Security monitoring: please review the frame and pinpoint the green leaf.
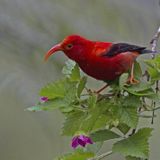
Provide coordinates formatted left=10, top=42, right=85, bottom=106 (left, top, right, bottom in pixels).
left=27, top=106, right=44, bottom=112
left=40, top=78, right=78, bottom=113
left=62, top=111, right=85, bottom=136
left=134, top=61, right=142, bottom=80
left=87, top=94, right=97, bottom=108
left=92, top=114, right=110, bottom=131
left=116, top=104, right=138, bottom=128
left=90, top=129, right=120, bottom=142
left=39, top=79, right=66, bottom=99
left=62, top=60, right=80, bottom=81
left=112, top=128, right=153, bottom=159
left=119, top=73, right=128, bottom=89
left=62, top=59, right=76, bottom=75
left=125, top=88, right=155, bottom=96
left=144, top=55, right=160, bottom=81
left=70, top=64, right=81, bottom=81
left=62, top=100, right=112, bottom=135
left=27, top=99, right=66, bottom=112
left=146, top=92, right=160, bottom=103
left=77, top=76, right=87, bottom=97
left=147, top=66, right=160, bottom=81
left=54, top=149, right=94, bottom=160
left=125, top=82, right=153, bottom=92
left=111, top=96, right=140, bottom=128
left=86, top=142, right=103, bottom=154
left=79, top=100, right=112, bottom=132
left=124, top=82, right=155, bottom=96
left=79, top=107, right=103, bottom=132
left=117, top=123, right=130, bottom=135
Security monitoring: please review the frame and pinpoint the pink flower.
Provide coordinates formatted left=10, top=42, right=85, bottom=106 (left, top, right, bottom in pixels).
left=71, top=134, right=93, bottom=149
left=40, top=97, right=48, bottom=102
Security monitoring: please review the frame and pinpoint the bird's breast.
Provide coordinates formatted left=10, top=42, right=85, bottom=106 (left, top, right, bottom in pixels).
left=77, top=52, right=137, bottom=81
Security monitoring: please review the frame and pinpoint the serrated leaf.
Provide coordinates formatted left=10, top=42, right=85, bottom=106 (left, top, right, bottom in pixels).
left=39, top=79, right=66, bottom=99
left=90, top=129, right=120, bottom=142
left=39, top=78, right=78, bottom=113
left=112, top=128, right=153, bottom=159
left=146, top=92, right=160, bottom=103
left=124, top=82, right=155, bottom=96
left=92, top=114, right=109, bottom=131
left=64, top=151, right=94, bottom=160
left=79, top=100, right=112, bottom=132
left=147, top=66, right=160, bottom=81
left=144, top=55, right=160, bottom=81
left=125, top=88, right=155, bottom=96
left=125, top=82, right=153, bottom=92
left=62, top=111, right=85, bottom=136
left=27, top=106, right=44, bottom=112
left=27, top=99, right=65, bottom=111
left=62, top=100, right=112, bottom=136
left=70, top=64, right=80, bottom=81
left=117, top=123, right=130, bottom=135
left=79, top=107, right=102, bottom=132
left=116, top=105, right=138, bottom=128
left=87, top=94, right=97, bottom=108
left=134, top=61, right=142, bottom=79
left=54, top=149, right=94, bottom=160
left=77, top=76, right=87, bottom=97
left=62, top=60, right=76, bottom=75
left=62, top=60, right=80, bottom=81
left=119, top=73, right=128, bottom=89
left=111, top=96, right=139, bottom=128
left=86, top=142, right=103, bottom=154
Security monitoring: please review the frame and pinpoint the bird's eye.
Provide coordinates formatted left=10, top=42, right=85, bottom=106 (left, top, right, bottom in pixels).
left=66, top=44, right=73, bottom=50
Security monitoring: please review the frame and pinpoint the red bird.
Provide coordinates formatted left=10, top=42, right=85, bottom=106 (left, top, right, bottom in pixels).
left=45, top=35, right=152, bottom=91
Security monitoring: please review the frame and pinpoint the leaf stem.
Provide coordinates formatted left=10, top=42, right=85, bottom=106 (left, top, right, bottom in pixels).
left=88, top=151, right=113, bottom=160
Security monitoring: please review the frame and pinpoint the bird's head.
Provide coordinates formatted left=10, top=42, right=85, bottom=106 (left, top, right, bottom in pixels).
left=45, top=35, right=93, bottom=62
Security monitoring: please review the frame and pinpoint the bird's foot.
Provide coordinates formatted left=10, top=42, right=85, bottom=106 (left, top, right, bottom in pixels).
left=127, top=76, right=139, bottom=84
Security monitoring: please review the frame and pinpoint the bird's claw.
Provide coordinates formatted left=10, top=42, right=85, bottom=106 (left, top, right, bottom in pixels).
left=127, top=76, right=139, bottom=84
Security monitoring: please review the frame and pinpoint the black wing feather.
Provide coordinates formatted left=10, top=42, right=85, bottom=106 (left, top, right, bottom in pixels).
left=103, top=43, right=146, bottom=57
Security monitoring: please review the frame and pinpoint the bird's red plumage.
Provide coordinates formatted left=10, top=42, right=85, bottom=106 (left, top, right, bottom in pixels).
left=45, top=35, right=145, bottom=81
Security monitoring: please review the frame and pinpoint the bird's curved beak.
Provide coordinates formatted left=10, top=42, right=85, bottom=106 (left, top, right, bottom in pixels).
left=44, top=43, right=62, bottom=61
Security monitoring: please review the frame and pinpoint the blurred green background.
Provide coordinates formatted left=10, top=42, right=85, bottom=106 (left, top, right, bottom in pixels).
left=0, top=0, right=160, bottom=159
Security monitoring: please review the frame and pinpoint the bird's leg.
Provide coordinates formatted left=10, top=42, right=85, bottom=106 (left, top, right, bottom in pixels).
left=127, top=63, right=139, bottom=84
left=96, top=84, right=109, bottom=94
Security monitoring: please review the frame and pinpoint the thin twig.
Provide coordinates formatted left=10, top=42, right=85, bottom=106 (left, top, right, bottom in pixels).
left=139, top=114, right=157, bottom=118
left=88, top=151, right=113, bottom=160
left=150, top=26, right=160, bottom=124
left=153, top=106, right=160, bottom=111
left=129, top=128, right=136, bottom=136
left=150, top=26, right=160, bottom=56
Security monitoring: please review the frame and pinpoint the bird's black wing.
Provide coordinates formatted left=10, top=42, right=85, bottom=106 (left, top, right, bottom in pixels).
left=103, top=43, right=146, bottom=57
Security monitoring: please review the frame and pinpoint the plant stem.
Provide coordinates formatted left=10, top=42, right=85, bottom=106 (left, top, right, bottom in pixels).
left=150, top=26, right=160, bottom=57
left=88, top=151, right=113, bottom=160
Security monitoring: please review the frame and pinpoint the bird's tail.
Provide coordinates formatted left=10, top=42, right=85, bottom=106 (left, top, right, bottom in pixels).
left=141, top=49, right=157, bottom=54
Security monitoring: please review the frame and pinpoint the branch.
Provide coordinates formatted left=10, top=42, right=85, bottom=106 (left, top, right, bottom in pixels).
left=88, top=151, right=113, bottom=160
left=150, top=25, right=160, bottom=124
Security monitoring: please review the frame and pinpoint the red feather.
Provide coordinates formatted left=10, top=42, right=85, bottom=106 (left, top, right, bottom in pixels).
left=45, top=35, right=149, bottom=81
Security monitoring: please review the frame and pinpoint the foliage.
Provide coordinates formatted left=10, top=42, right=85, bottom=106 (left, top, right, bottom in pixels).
left=27, top=56, right=160, bottom=160
left=54, top=149, right=94, bottom=160
left=112, top=128, right=153, bottom=159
